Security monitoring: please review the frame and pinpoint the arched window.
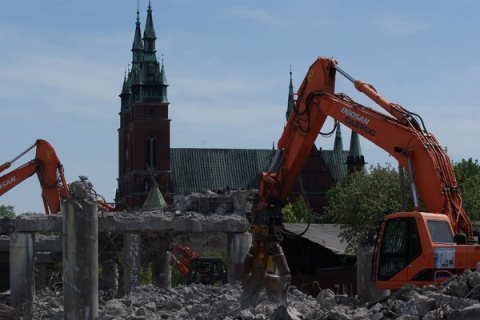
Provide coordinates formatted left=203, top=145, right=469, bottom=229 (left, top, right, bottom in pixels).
left=146, top=135, right=157, bottom=168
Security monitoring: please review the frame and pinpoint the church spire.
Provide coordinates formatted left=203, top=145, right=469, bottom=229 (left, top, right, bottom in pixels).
left=333, top=122, right=344, bottom=151
left=131, top=7, right=144, bottom=65
left=143, top=1, right=157, bottom=62
left=347, top=131, right=366, bottom=172
left=286, top=66, right=295, bottom=121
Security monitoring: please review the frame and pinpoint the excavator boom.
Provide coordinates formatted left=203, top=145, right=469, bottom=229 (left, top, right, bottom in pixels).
left=1, top=139, right=116, bottom=214
left=0, top=139, right=69, bottom=214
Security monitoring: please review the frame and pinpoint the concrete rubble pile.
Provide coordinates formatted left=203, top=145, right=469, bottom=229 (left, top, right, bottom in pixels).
left=0, top=268, right=479, bottom=319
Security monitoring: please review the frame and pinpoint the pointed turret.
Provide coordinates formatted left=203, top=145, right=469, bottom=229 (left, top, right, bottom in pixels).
left=333, top=123, right=344, bottom=151
left=347, top=131, right=366, bottom=172
left=120, top=70, right=132, bottom=110
left=286, top=67, right=295, bottom=121
left=142, top=182, right=166, bottom=209
left=159, top=58, right=169, bottom=103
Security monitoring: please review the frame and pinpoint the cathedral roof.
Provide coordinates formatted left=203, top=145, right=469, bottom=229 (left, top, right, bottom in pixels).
left=170, top=148, right=349, bottom=194
left=170, top=148, right=274, bottom=194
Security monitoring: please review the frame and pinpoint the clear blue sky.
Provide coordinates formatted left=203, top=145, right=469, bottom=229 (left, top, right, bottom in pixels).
left=1, top=1, right=479, bottom=214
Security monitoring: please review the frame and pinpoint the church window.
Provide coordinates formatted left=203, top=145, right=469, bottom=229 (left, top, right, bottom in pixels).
left=146, top=135, right=157, bottom=168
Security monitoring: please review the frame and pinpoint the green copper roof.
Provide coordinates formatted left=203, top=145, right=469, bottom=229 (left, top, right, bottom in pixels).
left=320, top=150, right=349, bottom=182
left=170, top=148, right=275, bottom=194
left=170, top=148, right=351, bottom=193
left=142, top=182, right=166, bottom=209
left=333, top=123, right=344, bottom=151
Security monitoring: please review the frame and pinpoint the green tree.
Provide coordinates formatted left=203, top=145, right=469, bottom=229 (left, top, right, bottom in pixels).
left=281, top=195, right=319, bottom=223
left=0, top=205, right=15, bottom=219
left=324, top=164, right=415, bottom=253
left=453, top=158, right=480, bottom=222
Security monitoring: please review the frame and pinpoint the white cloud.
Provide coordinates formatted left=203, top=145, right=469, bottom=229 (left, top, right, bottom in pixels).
left=225, top=7, right=292, bottom=28
left=372, top=12, right=430, bottom=37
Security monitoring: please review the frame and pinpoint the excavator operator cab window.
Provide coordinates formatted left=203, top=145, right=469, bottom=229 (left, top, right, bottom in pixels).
left=378, top=218, right=422, bottom=280
left=427, top=220, right=454, bottom=244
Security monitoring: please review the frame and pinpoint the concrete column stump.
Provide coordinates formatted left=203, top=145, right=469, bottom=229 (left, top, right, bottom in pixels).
left=63, top=180, right=99, bottom=320
left=152, top=237, right=170, bottom=288
left=227, top=232, right=252, bottom=284
left=356, top=243, right=390, bottom=302
left=10, top=232, right=35, bottom=313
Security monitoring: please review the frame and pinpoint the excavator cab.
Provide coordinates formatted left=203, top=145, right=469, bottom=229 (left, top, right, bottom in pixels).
left=374, top=211, right=476, bottom=289
left=186, top=257, right=227, bottom=286
left=376, top=216, right=422, bottom=282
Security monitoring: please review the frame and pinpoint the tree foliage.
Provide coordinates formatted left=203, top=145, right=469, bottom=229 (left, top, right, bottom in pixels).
left=323, top=158, right=480, bottom=253
left=0, top=205, right=15, bottom=219
left=324, top=164, right=415, bottom=253
left=281, top=195, right=319, bottom=223
left=453, top=158, right=480, bottom=222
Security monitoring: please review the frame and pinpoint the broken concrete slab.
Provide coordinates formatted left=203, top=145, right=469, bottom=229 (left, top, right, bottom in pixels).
left=14, top=211, right=248, bottom=233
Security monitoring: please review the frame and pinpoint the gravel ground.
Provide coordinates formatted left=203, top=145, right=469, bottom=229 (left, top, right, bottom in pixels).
left=1, top=283, right=358, bottom=320
left=4, top=269, right=480, bottom=319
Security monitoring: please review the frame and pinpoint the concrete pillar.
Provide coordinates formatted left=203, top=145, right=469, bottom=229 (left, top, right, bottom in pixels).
left=63, top=181, right=99, bottom=320
left=99, top=234, right=119, bottom=296
left=101, top=256, right=119, bottom=296
left=10, top=232, right=35, bottom=313
left=356, top=243, right=390, bottom=302
left=124, top=233, right=142, bottom=295
left=227, top=232, right=252, bottom=284
left=164, top=252, right=172, bottom=290
left=151, top=237, right=170, bottom=288
left=0, top=252, right=10, bottom=292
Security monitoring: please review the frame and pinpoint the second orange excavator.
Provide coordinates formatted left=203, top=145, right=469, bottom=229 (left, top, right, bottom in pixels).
left=0, top=139, right=115, bottom=214
left=171, top=243, right=227, bottom=285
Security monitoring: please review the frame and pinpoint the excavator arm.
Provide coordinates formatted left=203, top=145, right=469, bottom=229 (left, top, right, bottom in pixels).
left=242, top=56, right=469, bottom=303
left=0, top=139, right=68, bottom=214
left=170, top=243, right=200, bottom=278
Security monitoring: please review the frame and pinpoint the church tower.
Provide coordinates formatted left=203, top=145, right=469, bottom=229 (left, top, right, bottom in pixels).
left=116, top=3, right=172, bottom=210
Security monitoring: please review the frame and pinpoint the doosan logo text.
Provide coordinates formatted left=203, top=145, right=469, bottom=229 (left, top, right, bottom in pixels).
left=341, top=107, right=376, bottom=136
left=0, top=177, right=15, bottom=189
left=340, top=107, right=370, bottom=125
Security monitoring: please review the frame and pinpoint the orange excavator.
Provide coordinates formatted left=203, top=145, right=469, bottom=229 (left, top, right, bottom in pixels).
left=171, top=243, right=227, bottom=285
left=241, top=56, right=480, bottom=303
left=0, top=139, right=114, bottom=214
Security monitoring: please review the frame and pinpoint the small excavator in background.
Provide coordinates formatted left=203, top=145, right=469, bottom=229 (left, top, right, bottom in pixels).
left=171, top=243, right=227, bottom=286
left=0, top=139, right=115, bottom=214
left=241, top=56, right=480, bottom=303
